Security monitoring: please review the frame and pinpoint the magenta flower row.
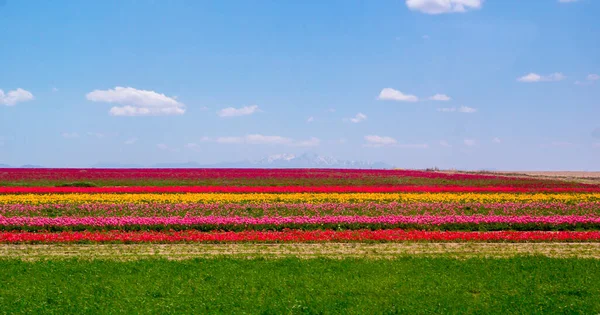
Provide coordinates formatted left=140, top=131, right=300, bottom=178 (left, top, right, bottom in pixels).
left=1, top=202, right=599, bottom=217
left=1, top=215, right=600, bottom=227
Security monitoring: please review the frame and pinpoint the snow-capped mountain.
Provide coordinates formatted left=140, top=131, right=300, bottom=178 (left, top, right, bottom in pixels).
left=255, top=154, right=296, bottom=164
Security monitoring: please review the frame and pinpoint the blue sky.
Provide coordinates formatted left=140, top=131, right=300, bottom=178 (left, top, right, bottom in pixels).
left=1, top=0, right=599, bottom=170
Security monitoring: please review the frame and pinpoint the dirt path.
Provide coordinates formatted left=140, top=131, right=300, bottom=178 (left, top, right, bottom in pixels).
left=495, top=171, right=600, bottom=183
left=444, top=170, right=600, bottom=184
left=2, top=243, right=600, bottom=260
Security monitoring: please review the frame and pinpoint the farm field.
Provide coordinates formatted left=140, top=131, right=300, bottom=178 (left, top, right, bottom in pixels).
left=1, top=168, right=600, bottom=313
left=2, top=168, right=600, bottom=244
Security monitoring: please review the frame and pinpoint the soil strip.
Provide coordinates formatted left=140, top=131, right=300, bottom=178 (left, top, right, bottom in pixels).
left=2, top=242, right=600, bottom=260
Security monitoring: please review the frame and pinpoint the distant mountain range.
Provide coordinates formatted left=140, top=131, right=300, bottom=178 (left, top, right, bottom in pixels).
left=1, top=153, right=394, bottom=169
left=0, top=164, right=44, bottom=168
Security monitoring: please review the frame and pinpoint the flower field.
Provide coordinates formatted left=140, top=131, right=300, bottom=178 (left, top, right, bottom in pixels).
left=2, top=168, right=600, bottom=313
left=0, top=168, right=599, bottom=244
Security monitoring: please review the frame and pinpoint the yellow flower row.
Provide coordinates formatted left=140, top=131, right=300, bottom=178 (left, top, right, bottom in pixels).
left=0, top=193, right=599, bottom=204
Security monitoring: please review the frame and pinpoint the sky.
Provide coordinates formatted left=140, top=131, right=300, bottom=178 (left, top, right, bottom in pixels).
left=1, top=0, right=599, bottom=170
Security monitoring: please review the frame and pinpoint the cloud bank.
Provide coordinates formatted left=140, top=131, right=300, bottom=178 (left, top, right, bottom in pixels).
left=217, top=105, right=259, bottom=117
left=86, top=87, right=185, bottom=116
left=406, top=0, right=483, bottom=15
left=0, top=88, right=34, bottom=106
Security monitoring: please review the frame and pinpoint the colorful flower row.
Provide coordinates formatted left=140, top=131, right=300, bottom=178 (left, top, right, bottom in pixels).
left=3, top=185, right=599, bottom=194
left=2, top=193, right=599, bottom=205
left=0, top=168, right=587, bottom=188
left=1, top=215, right=600, bottom=231
left=2, top=202, right=599, bottom=217
left=1, top=229, right=600, bottom=243
left=0, top=168, right=527, bottom=181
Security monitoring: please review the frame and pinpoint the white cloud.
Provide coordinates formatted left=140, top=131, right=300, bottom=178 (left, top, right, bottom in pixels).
left=428, top=94, right=451, bottom=101
left=437, top=106, right=476, bottom=113
left=61, top=132, right=79, bottom=139
left=593, top=143, right=600, bottom=148
left=124, top=137, right=138, bottom=145
left=377, top=88, right=418, bottom=102
left=364, top=135, right=397, bottom=147
left=217, top=105, right=259, bottom=117
left=517, top=72, right=565, bottom=83
left=327, top=108, right=336, bottom=113
left=518, top=73, right=541, bottom=82
left=52, top=87, right=59, bottom=93
left=0, top=88, right=34, bottom=106
left=86, top=87, right=185, bottom=116
left=307, top=116, right=314, bottom=123
left=347, top=113, right=367, bottom=123
left=587, top=74, right=600, bottom=81
left=492, top=137, right=502, bottom=144
left=440, top=140, right=452, bottom=147
left=545, top=73, right=566, bottom=81
left=406, top=0, right=483, bottom=15
left=464, top=139, right=476, bottom=146
left=422, top=35, right=430, bottom=39
left=558, top=0, right=579, bottom=3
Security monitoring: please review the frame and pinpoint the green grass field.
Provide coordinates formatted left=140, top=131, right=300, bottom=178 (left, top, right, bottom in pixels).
left=1, top=257, right=599, bottom=314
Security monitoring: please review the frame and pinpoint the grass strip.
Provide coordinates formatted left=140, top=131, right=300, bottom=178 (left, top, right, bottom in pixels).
left=0, top=257, right=599, bottom=313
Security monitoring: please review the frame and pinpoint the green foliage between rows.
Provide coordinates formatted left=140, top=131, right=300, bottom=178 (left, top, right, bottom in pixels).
left=55, top=182, right=98, bottom=188
left=0, top=257, right=598, bottom=314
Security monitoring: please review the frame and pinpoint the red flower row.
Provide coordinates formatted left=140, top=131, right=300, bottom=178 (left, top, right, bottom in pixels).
left=0, top=168, right=496, bottom=179
left=3, top=185, right=599, bottom=194
left=1, top=229, right=599, bottom=243
left=0, top=168, right=504, bottom=181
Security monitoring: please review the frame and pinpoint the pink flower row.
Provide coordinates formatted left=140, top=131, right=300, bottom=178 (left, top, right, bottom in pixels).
left=1, top=202, right=599, bottom=217
left=2, top=215, right=600, bottom=227
left=4, top=185, right=600, bottom=194
left=2, top=230, right=600, bottom=243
